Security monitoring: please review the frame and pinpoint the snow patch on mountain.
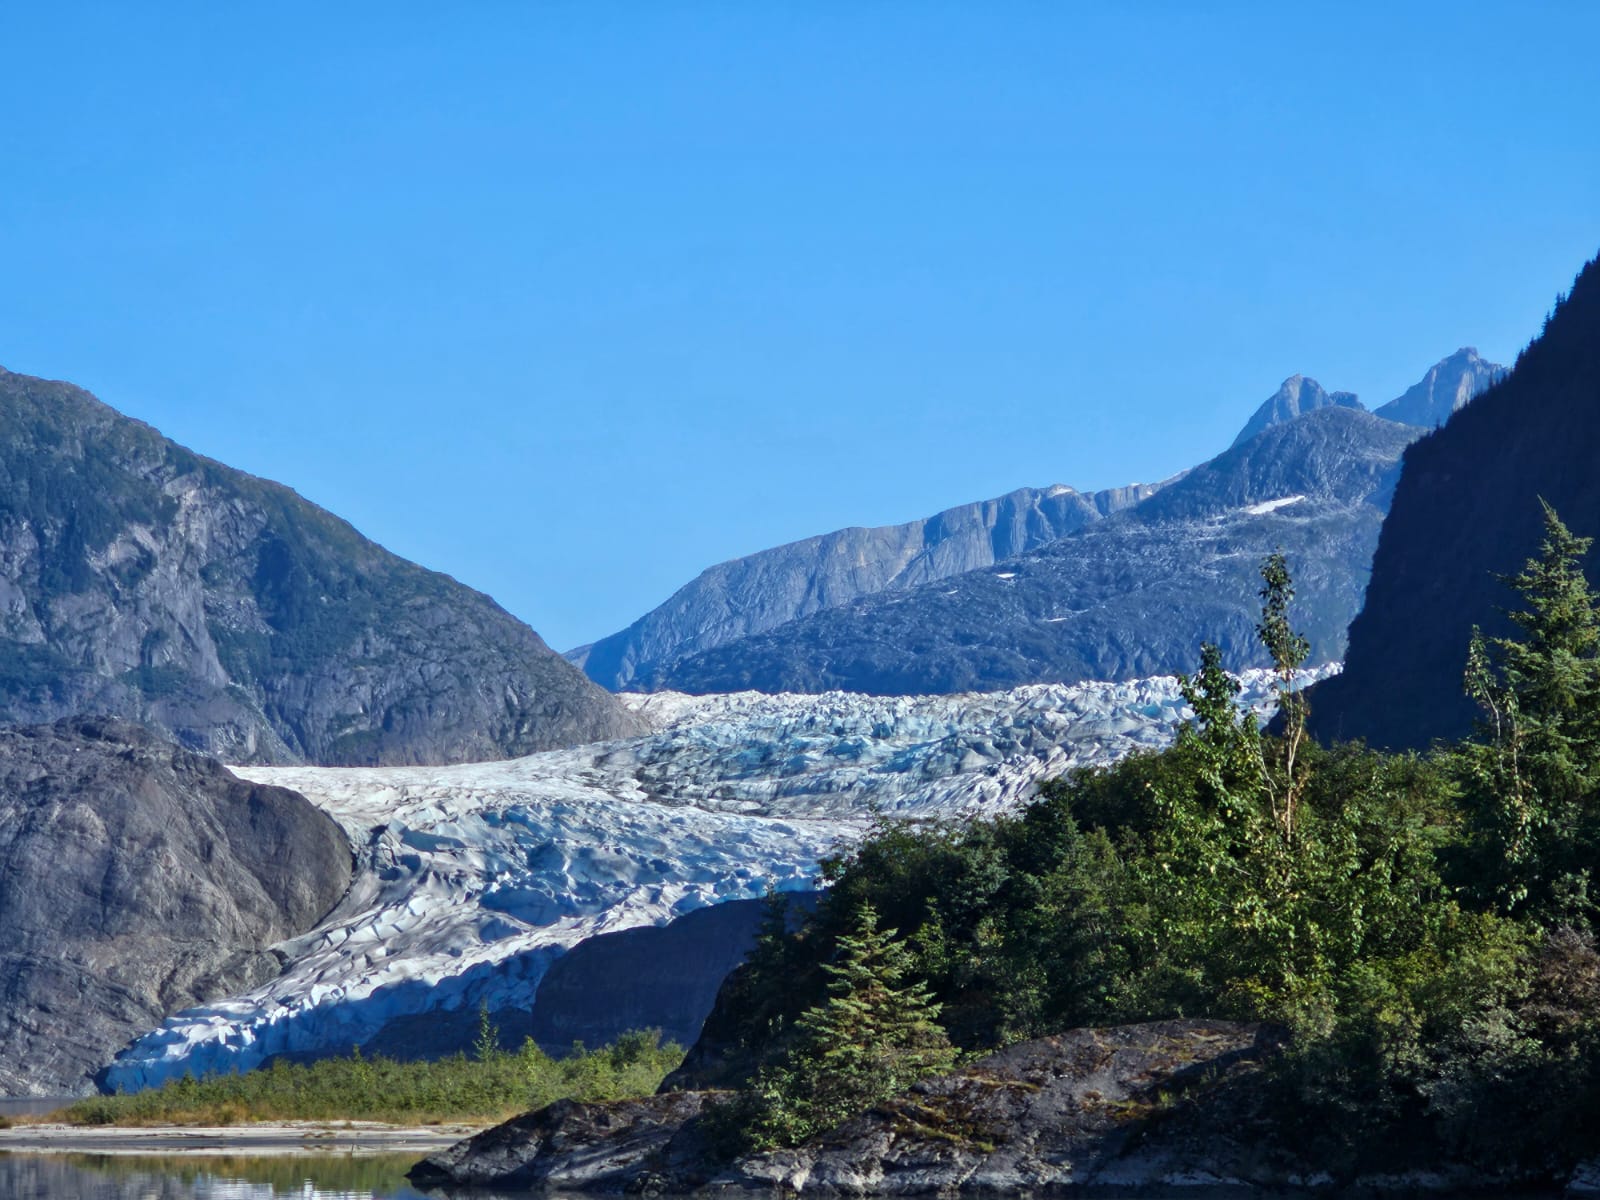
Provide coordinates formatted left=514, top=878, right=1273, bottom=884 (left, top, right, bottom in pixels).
left=1243, top=495, right=1307, bottom=516
left=104, top=670, right=1334, bottom=1091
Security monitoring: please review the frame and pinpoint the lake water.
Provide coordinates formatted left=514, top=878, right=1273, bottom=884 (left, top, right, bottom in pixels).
left=0, top=1152, right=452, bottom=1199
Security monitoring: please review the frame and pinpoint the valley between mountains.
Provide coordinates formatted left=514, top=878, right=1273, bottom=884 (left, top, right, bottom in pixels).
left=18, top=282, right=1600, bottom=1190
left=0, top=343, right=1495, bottom=1098
left=104, top=672, right=1320, bottom=1094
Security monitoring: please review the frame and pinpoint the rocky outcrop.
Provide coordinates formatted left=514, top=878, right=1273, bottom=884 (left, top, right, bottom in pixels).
left=413, top=1021, right=1280, bottom=1195
left=0, top=717, right=351, bottom=1095
left=645, top=407, right=1416, bottom=694
left=1230, top=374, right=1362, bottom=447
left=412, top=1018, right=1585, bottom=1196
left=573, top=482, right=1163, bottom=690
left=1308, top=255, right=1600, bottom=749
left=1373, top=347, right=1505, bottom=429
left=412, top=1090, right=719, bottom=1194
left=0, top=366, right=641, bottom=764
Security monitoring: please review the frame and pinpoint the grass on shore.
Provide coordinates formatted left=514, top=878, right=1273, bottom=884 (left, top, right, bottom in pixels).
left=52, top=1027, right=684, bottom=1127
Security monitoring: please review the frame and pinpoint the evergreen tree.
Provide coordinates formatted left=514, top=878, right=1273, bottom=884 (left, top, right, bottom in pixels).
left=1460, top=500, right=1600, bottom=922
left=744, top=903, right=956, bottom=1147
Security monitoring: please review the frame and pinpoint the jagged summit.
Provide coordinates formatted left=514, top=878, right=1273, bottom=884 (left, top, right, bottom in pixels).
left=578, top=350, right=1503, bottom=696
left=643, top=404, right=1415, bottom=696
left=1230, top=375, right=1364, bottom=449
left=1373, top=347, right=1505, bottom=428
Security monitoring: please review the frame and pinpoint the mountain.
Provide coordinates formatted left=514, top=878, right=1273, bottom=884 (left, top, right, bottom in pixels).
left=0, top=717, right=350, bottom=1095
left=1372, top=347, right=1505, bottom=428
left=1230, top=375, right=1362, bottom=447
left=642, top=406, right=1418, bottom=694
left=572, top=482, right=1163, bottom=691
left=582, top=354, right=1498, bottom=699
left=0, top=366, right=641, bottom=764
left=1308, top=257, right=1600, bottom=749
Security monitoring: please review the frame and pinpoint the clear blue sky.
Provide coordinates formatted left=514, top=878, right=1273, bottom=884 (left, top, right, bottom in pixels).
left=1, top=4, right=1596, bottom=650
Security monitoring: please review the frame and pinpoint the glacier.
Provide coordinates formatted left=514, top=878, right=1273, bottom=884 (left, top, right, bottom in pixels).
left=103, top=671, right=1332, bottom=1091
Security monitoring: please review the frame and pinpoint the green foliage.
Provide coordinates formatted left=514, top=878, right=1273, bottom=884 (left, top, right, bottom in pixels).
left=1454, top=500, right=1600, bottom=924
left=739, top=904, right=956, bottom=1149
left=713, top=540, right=1600, bottom=1166
left=54, top=1030, right=684, bottom=1127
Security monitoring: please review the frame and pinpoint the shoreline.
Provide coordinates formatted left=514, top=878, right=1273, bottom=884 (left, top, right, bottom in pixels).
left=0, top=1119, right=482, bottom=1156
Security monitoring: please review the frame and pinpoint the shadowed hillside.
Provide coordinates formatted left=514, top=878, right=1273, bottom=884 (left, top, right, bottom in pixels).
left=1308, top=253, right=1600, bottom=749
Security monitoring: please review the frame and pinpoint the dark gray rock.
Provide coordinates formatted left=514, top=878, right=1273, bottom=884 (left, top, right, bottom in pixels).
left=0, top=716, right=352, bottom=1096
left=574, top=482, right=1162, bottom=690
left=646, top=407, right=1417, bottom=695
left=718, top=1021, right=1290, bottom=1196
left=0, top=366, right=641, bottom=764
left=526, top=896, right=773, bottom=1052
left=1231, top=374, right=1363, bottom=448
left=411, top=1090, right=718, bottom=1194
left=413, top=1018, right=1576, bottom=1196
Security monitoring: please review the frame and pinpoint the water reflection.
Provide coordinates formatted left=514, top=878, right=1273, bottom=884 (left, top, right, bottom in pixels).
left=0, top=1152, right=442, bottom=1199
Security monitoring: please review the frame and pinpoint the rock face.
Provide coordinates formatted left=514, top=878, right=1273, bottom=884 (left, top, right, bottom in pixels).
left=573, top=482, right=1163, bottom=691
left=0, top=717, right=350, bottom=1096
left=1308, top=256, right=1600, bottom=750
left=412, top=1018, right=1584, bottom=1195
left=1230, top=374, right=1362, bottom=447
left=410, top=1020, right=1288, bottom=1195
left=524, top=898, right=774, bottom=1052
left=413, top=1089, right=719, bottom=1195
left=0, top=366, right=640, bottom=764
left=1372, top=346, right=1505, bottom=428
left=646, top=407, right=1416, bottom=694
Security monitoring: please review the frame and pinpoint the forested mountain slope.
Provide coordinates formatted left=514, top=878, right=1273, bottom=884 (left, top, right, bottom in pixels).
left=1308, top=256, right=1600, bottom=748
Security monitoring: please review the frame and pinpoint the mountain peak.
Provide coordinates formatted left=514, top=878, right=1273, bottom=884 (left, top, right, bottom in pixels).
left=1230, top=374, right=1363, bottom=449
left=1373, top=348, right=1505, bottom=428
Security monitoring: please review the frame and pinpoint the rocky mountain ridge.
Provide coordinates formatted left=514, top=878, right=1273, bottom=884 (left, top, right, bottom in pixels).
left=1229, top=373, right=1362, bottom=447
left=1372, top=346, right=1505, bottom=428
left=644, top=406, right=1415, bottom=694
left=582, top=351, right=1500, bottom=697
left=0, top=366, right=640, bottom=764
left=572, top=480, right=1164, bottom=691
